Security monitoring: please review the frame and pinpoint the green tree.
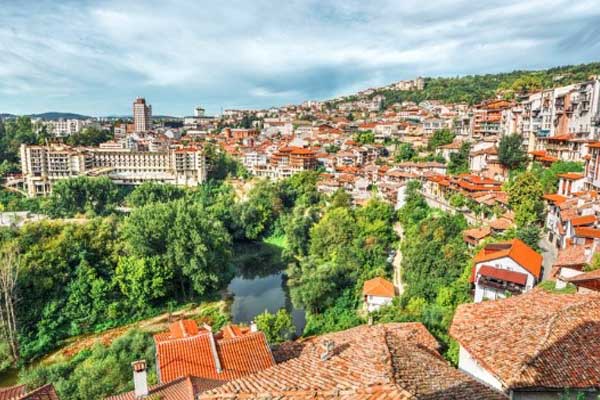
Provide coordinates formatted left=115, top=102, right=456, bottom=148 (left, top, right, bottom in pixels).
left=45, top=176, right=120, bottom=218
left=534, top=161, right=584, bottom=193
left=498, top=134, right=526, bottom=170
left=396, top=143, right=415, bottom=161
left=114, top=256, right=173, bottom=313
left=254, top=309, right=295, bottom=344
left=126, top=182, right=185, bottom=207
left=516, top=225, right=541, bottom=251
left=506, top=171, right=545, bottom=227
left=65, top=126, right=112, bottom=146
left=447, top=142, right=471, bottom=175
left=427, top=129, right=455, bottom=151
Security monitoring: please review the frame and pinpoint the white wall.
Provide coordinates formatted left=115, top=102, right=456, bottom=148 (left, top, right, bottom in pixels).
left=458, top=346, right=505, bottom=391
left=365, top=295, right=393, bottom=312
left=473, top=256, right=537, bottom=303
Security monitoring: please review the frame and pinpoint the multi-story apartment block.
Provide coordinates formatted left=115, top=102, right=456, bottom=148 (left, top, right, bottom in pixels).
left=19, top=144, right=206, bottom=197
left=471, top=100, right=512, bottom=139
left=525, top=78, right=600, bottom=160
left=46, top=119, right=90, bottom=137
left=133, top=97, right=152, bottom=132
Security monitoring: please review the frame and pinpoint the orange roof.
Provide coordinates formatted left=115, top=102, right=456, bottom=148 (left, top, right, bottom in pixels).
left=558, top=173, right=584, bottom=180
left=363, top=277, right=395, bottom=298
left=570, top=214, right=596, bottom=227
left=472, top=239, right=542, bottom=280
left=574, top=227, right=600, bottom=239
left=542, top=194, right=567, bottom=204
left=154, top=320, right=275, bottom=384
left=463, top=226, right=492, bottom=240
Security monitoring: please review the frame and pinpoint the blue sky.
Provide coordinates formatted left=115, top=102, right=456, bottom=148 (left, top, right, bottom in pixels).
left=1, top=0, right=600, bottom=116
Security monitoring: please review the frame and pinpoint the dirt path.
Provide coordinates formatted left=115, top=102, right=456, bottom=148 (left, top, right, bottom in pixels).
left=393, top=223, right=404, bottom=295
left=40, top=301, right=227, bottom=364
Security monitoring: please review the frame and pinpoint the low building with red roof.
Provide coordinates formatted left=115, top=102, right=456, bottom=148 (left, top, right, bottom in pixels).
left=362, top=277, right=395, bottom=312
left=153, top=320, right=275, bottom=384
left=450, top=289, right=600, bottom=396
left=471, top=239, right=543, bottom=303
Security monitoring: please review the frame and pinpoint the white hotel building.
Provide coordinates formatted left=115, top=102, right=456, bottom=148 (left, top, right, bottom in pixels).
left=19, top=144, right=206, bottom=197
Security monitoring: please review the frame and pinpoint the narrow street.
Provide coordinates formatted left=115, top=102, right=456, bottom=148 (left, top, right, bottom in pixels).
left=392, top=222, right=404, bottom=295
left=539, top=234, right=558, bottom=281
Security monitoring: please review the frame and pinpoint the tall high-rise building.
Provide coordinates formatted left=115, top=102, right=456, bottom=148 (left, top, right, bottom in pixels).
left=133, top=97, right=152, bottom=132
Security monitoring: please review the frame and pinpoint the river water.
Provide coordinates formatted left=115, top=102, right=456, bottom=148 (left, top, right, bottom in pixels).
left=228, top=241, right=306, bottom=336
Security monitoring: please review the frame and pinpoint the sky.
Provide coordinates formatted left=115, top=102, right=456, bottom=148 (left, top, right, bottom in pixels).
left=1, top=0, right=600, bottom=117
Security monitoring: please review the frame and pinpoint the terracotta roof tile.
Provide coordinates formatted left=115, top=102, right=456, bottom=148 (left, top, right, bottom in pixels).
left=450, top=290, right=600, bottom=390
left=107, top=376, right=225, bottom=400
left=363, top=277, right=395, bottom=297
left=155, top=320, right=275, bottom=384
left=200, top=323, right=506, bottom=399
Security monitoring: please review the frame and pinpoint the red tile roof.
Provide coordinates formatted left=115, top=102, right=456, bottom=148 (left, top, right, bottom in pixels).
left=107, top=376, right=225, bottom=400
left=154, top=320, right=275, bottom=384
left=542, top=194, right=568, bottom=204
left=472, top=239, right=543, bottom=280
left=362, top=277, right=395, bottom=297
left=200, top=323, right=506, bottom=399
left=574, top=227, right=600, bottom=239
left=558, top=173, right=584, bottom=180
left=478, top=265, right=528, bottom=286
left=450, top=289, right=600, bottom=390
left=0, top=386, right=26, bottom=400
left=570, top=214, right=596, bottom=226
left=553, top=245, right=588, bottom=268
left=0, top=384, right=59, bottom=400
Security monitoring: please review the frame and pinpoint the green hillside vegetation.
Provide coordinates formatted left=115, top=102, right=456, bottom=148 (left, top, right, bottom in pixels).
left=375, top=62, right=600, bottom=107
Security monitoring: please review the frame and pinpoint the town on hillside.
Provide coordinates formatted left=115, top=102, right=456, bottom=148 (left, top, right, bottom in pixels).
left=2, top=66, right=600, bottom=399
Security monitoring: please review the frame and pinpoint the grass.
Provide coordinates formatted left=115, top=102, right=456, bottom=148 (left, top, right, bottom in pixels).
left=263, top=233, right=288, bottom=249
left=538, top=280, right=577, bottom=294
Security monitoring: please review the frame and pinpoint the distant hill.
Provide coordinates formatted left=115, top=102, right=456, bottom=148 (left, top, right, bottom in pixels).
left=30, top=112, right=92, bottom=120
left=1, top=112, right=93, bottom=120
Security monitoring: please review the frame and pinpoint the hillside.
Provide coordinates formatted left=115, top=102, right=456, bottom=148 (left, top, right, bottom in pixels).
left=371, top=61, right=600, bottom=107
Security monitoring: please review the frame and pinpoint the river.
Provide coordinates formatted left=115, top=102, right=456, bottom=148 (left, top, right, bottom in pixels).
left=228, top=241, right=306, bottom=336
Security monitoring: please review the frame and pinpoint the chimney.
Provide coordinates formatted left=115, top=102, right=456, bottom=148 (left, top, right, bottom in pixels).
left=132, top=360, right=149, bottom=398
left=203, top=324, right=222, bottom=373
left=320, top=340, right=335, bottom=361
left=250, top=320, right=258, bottom=333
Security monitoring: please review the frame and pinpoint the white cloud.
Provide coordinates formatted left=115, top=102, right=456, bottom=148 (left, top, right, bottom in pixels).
left=0, top=0, right=599, bottom=115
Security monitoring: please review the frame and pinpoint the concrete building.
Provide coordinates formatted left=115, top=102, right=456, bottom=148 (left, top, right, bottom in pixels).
left=133, top=97, right=152, bottom=132
left=46, top=119, right=90, bottom=137
left=19, top=143, right=206, bottom=196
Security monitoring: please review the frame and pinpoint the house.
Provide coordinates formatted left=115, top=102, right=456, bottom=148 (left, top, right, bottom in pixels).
left=199, top=323, right=507, bottom=399
left=0, top=384, right=59, bottom=400
left=451, top=289, right=600, bottom=398
left=154, top=320, right=275, bottom=384
left=470, top=239, right=543, bottom=302
left=463, top=226, right=492, bottom=247
left=362, top=277, right=395, bottom=312
left=565, top=268, right=600, bottom=293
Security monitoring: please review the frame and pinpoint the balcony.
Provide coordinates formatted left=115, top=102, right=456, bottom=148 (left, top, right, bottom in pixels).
left=537, top=129, right=550, bottom=138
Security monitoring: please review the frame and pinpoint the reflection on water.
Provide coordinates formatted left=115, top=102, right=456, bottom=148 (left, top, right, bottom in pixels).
left=229, top=241, right=306, bottom=336
left=228, top=272, right=306, bottom=336
left=0, top=368, right=18, bottom=388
